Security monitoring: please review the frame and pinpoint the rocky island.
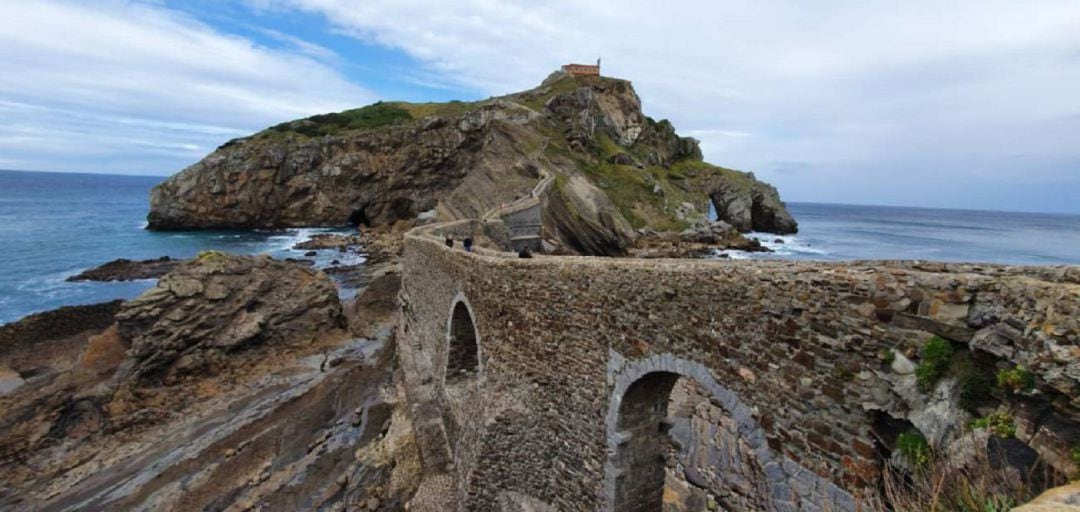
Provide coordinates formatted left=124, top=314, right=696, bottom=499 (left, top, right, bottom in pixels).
left=147, top=71, right=796, bottom=256
left=2, top=69, right=1078, bottom=512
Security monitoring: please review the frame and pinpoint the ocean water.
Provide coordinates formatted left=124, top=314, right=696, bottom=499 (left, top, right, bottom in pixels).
left=1, top=170, right=1078, bottom=324
left=0, top=170, right=363, bottom=324
left=715, top=202, right=1080, bottom=264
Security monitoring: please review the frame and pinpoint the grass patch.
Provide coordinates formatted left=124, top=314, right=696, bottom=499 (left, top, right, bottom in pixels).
left=395, top=100, right=477, bottom=119
left=996, top=366, right=1035, bottom=394
left=897, top=431, right=931, bottom=467
left=516, top=75, right=588, bottom=111
left=270, top=102, right=413, bottom=137
left=916, top=336, right=954, bottom=392
left=971, top=410, right=1017, bottom=438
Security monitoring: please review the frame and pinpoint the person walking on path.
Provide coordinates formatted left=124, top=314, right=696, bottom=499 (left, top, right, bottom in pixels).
left=463, top=236, right=474, bottom=253
left=445, top=236, right=454, bottom=248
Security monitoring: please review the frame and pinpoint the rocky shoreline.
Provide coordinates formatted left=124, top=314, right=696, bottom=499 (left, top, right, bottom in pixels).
left=0, top=232, right=414, bottom=510
left=66, top=256, right=183, bottom=282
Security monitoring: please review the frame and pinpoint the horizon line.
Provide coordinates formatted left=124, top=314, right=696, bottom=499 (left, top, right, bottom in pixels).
left=2, top=167, right=1077, bottom=217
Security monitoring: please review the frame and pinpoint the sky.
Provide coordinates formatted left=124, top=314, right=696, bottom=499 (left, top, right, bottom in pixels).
left=1, top=1, right=1078, bottom=213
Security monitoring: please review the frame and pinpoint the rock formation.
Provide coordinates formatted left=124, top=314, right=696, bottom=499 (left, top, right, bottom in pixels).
left=66, top=256, right=182, bottom=282
left=0, top=252, right=414, bottom=511
left=112, top=251, right=345, bottom=383
left=148, top=72, right=798, bottom=255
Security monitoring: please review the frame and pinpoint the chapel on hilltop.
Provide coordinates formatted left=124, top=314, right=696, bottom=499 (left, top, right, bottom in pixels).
left=561, top=58, right=600, bottom=77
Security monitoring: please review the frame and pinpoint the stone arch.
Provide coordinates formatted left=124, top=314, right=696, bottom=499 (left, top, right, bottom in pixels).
left=445, top=293, right=480, bottom=384
left=604, top=354, right=775, bottom=512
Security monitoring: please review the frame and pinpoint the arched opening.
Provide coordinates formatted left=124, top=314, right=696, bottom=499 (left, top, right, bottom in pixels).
left=608, top=362, right=770, bottom=511
left=446, top=300, right=479, bottom=383
left=612, top=371, right=682, bottom=512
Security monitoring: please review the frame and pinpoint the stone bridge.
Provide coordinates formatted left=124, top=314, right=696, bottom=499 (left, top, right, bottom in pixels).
left=397, top=219, right=1079, bottom=511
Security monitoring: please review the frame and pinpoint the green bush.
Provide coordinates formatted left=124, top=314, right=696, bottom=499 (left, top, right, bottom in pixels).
left=897, top=431, right=932, bottom=467
left=916, top=336, right=954, bottom=392
left=996, top=366, right=1035, bottom=394
left=971, top=411, right=1016, bottom=439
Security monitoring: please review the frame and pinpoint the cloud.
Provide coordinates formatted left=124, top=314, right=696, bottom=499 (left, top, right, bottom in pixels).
left=0, top=0, right=373, bottom=174
left=269, top=0, right=1080, bottom=212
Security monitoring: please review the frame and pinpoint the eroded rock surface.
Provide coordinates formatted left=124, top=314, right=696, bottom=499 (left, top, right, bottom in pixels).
left=113, top=252, right=345, bottom=383
left=0, top=250, right=416, bottom=512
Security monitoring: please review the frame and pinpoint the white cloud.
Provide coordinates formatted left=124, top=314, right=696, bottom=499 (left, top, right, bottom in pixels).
left=0, top=0, right=373, bottom=173
left=271, top=0, right=1080, bottom=211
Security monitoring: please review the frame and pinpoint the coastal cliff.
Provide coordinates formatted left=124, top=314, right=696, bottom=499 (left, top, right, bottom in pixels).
left=148, top=72, right=797, bottom=254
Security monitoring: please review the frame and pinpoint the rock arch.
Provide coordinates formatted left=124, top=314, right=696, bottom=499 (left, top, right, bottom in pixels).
left=445, top=293, right=480, bottom=384
left=604, top=354, right=774, bottom=511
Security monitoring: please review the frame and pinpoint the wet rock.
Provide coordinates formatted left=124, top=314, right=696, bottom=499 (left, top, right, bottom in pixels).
left=67, top=256, right=183, bottom=282
left=294, top=234, right=364, bottom=251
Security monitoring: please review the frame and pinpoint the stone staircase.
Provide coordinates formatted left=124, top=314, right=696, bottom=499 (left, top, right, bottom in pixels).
left=482, top=169, right=553, bottom=253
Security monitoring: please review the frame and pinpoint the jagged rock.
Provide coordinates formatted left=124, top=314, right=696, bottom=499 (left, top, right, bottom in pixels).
left=67, top=256, right=183, bottom=282
left=294, top=234, right=364, bottom=251
left=113, top=252, right=345, bottom=383
left=710, top=180, right=798, bottom=234
left=542, top=174, right=636, bottom=256
left=679, top=220, right=739, bottom=244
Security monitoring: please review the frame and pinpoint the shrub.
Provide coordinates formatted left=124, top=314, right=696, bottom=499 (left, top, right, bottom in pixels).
left=996, top=366, right=1035, bottom=394
left=897, top=431, right=932, bottom=467
left=916, top=336, right=954, bottom=392
left=971, top=411, right=1017, bottom=438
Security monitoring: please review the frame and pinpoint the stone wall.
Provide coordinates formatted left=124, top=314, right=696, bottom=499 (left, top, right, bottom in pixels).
left=399, top=223, right=1079, bottom=511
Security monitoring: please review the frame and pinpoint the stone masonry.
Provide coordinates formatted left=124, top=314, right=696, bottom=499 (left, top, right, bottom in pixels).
left=399, top=219, right=1079, bottom=511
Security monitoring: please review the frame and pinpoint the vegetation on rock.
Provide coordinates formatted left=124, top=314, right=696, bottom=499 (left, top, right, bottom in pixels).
left=269, top=102, right=413, bottom=136
left=897, top=430, right=932, bottom=467
left=916, top=335, right=954, bottom=392
left=996, top=365, right=1035, bottom=394
left=971, top=410, right=1017, bottom=438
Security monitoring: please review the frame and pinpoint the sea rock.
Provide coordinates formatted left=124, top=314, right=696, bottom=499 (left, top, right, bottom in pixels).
left=710, top=180, right=798, bottom=234
left=113, top=252, right=345, bottom=382
left=67, top=256, right=183, bottom=282
left=293, top=234, right=364, bottom=251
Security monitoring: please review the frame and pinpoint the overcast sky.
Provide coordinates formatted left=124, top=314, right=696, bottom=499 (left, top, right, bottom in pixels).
left=1, top=0, right=1078, bottom=213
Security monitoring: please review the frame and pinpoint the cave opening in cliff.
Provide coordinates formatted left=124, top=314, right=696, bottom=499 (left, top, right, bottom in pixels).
left=446, top=300, right=479, bottom=384
left=347, top=207, right=370, bottom=227
left=612, top=371, right=682, bottom=512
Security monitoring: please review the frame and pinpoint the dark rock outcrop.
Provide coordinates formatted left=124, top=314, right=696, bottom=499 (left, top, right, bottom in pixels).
left=67, top=256, right=182, bottom=282
left=710, top=179, right=798, bottom=234
left=113, top=252, right=345, bottom=382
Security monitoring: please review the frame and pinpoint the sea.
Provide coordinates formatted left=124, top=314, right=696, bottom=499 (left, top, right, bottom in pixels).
left=0, top=170, right=364, bottom=324
left=1, top=169, right=1078, bottom=325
